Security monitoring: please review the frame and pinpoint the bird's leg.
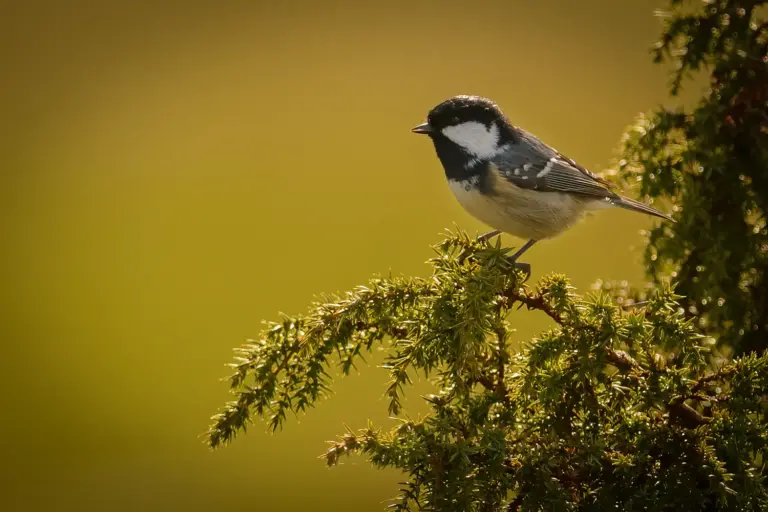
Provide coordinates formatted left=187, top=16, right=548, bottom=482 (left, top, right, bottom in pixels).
left=477, top=229, right=501, bottom=243
left=509, top=239, right=537, bottom=261
left=507, top=239, right=537, bottom=280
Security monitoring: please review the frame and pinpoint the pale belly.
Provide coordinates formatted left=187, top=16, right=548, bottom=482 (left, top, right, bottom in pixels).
left=448, top=179, right=592, bottom=240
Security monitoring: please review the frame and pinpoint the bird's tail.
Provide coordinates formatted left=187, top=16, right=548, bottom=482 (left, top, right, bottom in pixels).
left=612, top=195, right=675, bottom=222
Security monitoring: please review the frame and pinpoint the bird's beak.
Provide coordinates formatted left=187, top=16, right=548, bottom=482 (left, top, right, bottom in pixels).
left=411, top=122, right=433, bottom=135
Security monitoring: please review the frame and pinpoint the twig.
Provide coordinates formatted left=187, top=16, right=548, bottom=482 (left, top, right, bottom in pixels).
left=691, top=365, right=738, bottom=393
left=605, top=349, right=648, bottom=377
left=477, top=374, right=497, bottom=392
left=506, top=289, right=563, bottom=324
left=667, top=397, right=711, bottom=428
left=505, top=495, right=524, bottom=512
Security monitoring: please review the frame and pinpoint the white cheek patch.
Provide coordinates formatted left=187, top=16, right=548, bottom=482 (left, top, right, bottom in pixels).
left=442, top=121, right=500, bottom=159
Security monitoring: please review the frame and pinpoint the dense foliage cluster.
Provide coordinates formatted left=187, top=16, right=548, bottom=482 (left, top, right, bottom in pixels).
left=209, top=233, right=768, bottom=510
left=208, top=1, right=768, bottom=509
left=614, top=0, right=767, bottom=357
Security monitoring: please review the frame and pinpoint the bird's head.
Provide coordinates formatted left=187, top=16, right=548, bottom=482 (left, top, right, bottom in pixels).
left=412, top=95, right=516, bottom=167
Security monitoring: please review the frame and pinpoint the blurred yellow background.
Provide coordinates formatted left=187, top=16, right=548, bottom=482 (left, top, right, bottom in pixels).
left=1, top=1, right=693, bottom=510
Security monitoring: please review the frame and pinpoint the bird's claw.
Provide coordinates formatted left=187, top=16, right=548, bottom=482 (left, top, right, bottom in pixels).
left=458, top=230, right=501, bottom=264
left=507, top=258, right=531, bottom=282
left=477, top=230, right=501, bottom=243
left=466, top=232, right=532, bottom=281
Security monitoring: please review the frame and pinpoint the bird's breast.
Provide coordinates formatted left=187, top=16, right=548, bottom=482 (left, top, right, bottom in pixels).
left=447, top=166, right=589, bottom=240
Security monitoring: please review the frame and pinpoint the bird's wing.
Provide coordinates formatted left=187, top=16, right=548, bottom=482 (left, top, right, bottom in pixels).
left=490, top=129, right=617, bottom=200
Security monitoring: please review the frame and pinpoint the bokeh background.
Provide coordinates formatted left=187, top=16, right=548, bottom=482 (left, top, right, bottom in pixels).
left=1, top=1, right=699, bottom=510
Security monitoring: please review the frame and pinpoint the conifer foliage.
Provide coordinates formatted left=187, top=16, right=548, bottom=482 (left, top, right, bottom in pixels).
left=208, top=1, right=768, bottom=509
left=615, top=0, right=768, bottom=357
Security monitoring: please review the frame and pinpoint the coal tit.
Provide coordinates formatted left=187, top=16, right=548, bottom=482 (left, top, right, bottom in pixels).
left=412, top=95, right=674, bottom=264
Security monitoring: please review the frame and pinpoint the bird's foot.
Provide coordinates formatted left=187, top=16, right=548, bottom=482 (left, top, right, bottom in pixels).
left=500, top=256, right=531, bottom=283
left=505, top=239, right=536, bottom=282
left=477, top=230, right=501, bottom=243
left=457, top=230, right=502, bottom=265
left=507, top=258, right=531, bottom=282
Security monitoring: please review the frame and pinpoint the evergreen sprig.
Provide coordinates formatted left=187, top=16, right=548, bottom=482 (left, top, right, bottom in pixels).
left=208, top=231, right=527, bottom=447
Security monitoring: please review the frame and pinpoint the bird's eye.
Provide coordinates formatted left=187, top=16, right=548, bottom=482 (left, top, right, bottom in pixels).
left=450, top=116, right=460, bottom=124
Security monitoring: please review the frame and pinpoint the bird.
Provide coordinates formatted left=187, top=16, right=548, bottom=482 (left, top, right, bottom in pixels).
left=411, top=95, right=673, bottom=270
